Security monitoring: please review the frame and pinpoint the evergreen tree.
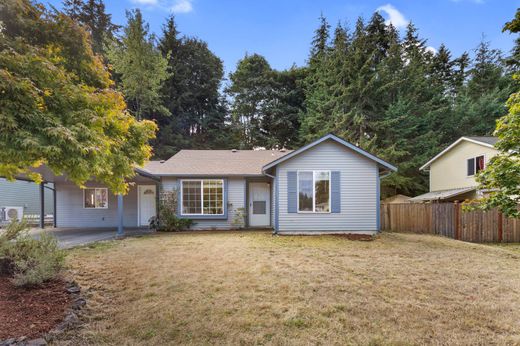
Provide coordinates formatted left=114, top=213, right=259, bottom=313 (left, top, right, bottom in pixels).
left=63, top=0, right=119, bottom=57
left=108, top=9, right=170, bottom=121
left=156, top=15, right=230, bottom=157
left=227, top=53, right=274, bottom=148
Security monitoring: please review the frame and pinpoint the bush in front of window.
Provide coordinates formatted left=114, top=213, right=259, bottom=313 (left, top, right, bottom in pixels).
left=150, top=190, right=195, bottom=232
left=0, top=219, right=65, bottom=287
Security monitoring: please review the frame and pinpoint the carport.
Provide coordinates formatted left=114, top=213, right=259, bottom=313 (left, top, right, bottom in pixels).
left=11, top=165, right=159, bottom=237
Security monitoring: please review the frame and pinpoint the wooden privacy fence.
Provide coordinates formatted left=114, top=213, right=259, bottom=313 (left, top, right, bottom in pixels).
left=380, top=203, right=520, bottom=243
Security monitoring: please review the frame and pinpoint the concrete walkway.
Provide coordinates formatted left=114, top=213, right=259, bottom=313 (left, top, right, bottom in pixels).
left=30, top=227, right=154, bottom=249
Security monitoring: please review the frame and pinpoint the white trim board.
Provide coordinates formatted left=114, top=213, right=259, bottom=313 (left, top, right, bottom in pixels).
left=262, top=133, right=397, bottom=173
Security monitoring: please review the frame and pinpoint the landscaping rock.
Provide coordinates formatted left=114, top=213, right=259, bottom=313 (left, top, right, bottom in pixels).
left=65, top=285, right=80, bottom=294
left=0, top=338, right=16, bottom=346
left=71, top=297, right=86, bottom=310
left=25, top=338, right=47, bottom=346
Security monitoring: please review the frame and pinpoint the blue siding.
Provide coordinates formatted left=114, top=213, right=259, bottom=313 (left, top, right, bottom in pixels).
left=331, top=171, right=341, bottom=213
left=55, top=182, right=139, bottom=228
left=287, top=171, right=297, bottom=213
left=0, top=179, right=54, bottom=216
left=277, top=140, right=378, bottom=233
left=376, top=167, right=381, bottom=231
left=275, top=167, right=279, bottom=232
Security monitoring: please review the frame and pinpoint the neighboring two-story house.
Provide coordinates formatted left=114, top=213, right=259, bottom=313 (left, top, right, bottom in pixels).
left=411, top=136, right=499, bottom=202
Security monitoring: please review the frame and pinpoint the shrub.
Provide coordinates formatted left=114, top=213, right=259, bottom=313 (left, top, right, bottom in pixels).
left=0, top=219, right=65, bottom=287
left=149, top=190, right=194, bottom=232
left=232, top=207, right=246, bottom=229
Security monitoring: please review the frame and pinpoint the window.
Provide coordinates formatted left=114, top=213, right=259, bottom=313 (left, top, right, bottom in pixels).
left=84, top=188, right=108, bottom=209
left=467, top=155, right=485, bottom=176
left=298, top=171, right=330, bottom=213
left=181, top=179, right=224, bottom=215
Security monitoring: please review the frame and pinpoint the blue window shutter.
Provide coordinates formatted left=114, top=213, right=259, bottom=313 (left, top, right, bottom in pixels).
left=287, top=171, right=297, bottom=213
left=177, top=181, right=182, bottom=216
left=331, top=171, right=341, bottom=213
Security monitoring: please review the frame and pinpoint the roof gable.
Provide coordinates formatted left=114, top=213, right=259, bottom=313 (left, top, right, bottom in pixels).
left=420, top=136, right=498, bottom=170
left=262, top=134, right=397, bottom=173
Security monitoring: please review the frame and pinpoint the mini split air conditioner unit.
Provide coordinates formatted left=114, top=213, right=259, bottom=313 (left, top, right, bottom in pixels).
left=3, top=207, right=24, bottom=222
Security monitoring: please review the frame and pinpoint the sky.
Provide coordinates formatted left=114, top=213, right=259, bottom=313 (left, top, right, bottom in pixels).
left=45, top=0, right=519, bottom=77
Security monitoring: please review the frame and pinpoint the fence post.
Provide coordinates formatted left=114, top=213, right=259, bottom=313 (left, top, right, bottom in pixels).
left=498, top=210, right=503, bottom=243
left=386, top=203, right=391, bottom=231
left=454, top=202, right=460, bottom=240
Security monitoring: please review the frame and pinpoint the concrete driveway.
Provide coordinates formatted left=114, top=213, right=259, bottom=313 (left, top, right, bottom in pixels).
left=30, top=227, right=154, bottom=249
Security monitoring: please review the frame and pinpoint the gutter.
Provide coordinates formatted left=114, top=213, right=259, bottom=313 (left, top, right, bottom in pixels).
left=135, top=168, right=161, bottom=182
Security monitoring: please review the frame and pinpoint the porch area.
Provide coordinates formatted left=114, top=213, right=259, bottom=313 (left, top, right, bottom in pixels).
left=30, top=227, right=154, bottom=249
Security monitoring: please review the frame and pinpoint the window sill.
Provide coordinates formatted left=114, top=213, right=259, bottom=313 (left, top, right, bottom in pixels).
left=296, top=211, right=331, bottom=214
left=178, top=214, right=228, bottom=220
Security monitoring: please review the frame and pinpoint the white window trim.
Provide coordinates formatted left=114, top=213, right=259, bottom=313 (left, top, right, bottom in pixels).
left=83, top=188, right=109, bottom=209
left=180, top=179, right=225, bottom=216
left=296, top=170, right=331, bottom=214
left=466, top=154, right=486, bottom=177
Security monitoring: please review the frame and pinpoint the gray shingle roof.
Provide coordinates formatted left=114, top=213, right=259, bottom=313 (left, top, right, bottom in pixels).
left=142, top=150, right=292, bottom=176
left=466, top=136, right=498, bottom=146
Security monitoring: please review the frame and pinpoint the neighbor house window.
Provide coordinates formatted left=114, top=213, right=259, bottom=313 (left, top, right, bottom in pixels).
left=181, top=179, right=224, bottom=215
left=298, top=171, right=330, bottom=213
left=467, top=155, right=485, bottom=176
left=84, top=188, right=108, bottom=209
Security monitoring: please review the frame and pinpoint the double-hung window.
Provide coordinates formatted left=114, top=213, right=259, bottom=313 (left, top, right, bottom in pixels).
left=297, top=171, right=330, bottom=213
left=181, top=179, right=224, bottom=215
left=84, top=188, right=108, bottom=209
left=467, top=155, right=485, bottom=176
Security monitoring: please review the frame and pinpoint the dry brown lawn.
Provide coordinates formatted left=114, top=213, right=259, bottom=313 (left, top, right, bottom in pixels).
left=56, top=231, right=520, bottom=345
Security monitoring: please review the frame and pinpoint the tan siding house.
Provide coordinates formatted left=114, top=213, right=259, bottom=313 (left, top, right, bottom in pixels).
left=412, top=137, right=499, bottom=202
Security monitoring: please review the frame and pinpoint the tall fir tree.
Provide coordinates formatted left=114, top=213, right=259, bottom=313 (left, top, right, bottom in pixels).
left=63, top=0, right=119, bottom=57
left=108, top=9, right=170, bottom=121
left=156, top=15, right=230, bottom=157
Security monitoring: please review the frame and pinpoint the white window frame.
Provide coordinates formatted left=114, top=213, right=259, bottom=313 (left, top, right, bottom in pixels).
left=180, top=179, right=225, bottom=216
left=297, top=170, right=331, bottom=214
left=83, top=188, right=109, bottom=209
left=467, top=154, right=486, bottom=177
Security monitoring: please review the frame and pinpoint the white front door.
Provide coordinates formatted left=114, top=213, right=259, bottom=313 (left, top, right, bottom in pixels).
left=138, top=185, right=157, bottom=226
left=249, top=183, right=270, bottom=227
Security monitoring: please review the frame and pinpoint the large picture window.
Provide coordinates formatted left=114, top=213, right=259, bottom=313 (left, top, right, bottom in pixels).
left=181, top=179, right=224, bottom=215
left=298, top=171, right=330, bottom=213
left=84, top=188, right=108, bottom=209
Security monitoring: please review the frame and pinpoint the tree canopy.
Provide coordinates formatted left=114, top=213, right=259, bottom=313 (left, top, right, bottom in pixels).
left=1, top=0, right=516, bottom=200
left=475, top=9, right=520, bottom=217
left=0, top=0, right=156, bottom=194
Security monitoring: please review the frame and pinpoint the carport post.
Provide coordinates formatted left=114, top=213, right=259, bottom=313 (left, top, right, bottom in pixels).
left=53, top=187, right=57, bottom=228
left=117, top=194, right=124, bottom=237
left=39, top=182, right=45, bottom=229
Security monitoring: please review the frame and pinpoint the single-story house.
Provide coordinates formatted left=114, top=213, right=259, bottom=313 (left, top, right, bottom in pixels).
left=412, top=136, right=499, bottom=202
left=29, top=134, right=397, bottom=235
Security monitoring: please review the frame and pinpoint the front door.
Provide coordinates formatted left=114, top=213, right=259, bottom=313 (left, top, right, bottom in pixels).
left=249, top=183, right=270, bottom=227
left=138, top=185, right=157, bottom=226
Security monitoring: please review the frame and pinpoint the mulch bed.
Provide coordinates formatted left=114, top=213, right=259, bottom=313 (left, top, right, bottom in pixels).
left=0, top=277, right=73, bottom=339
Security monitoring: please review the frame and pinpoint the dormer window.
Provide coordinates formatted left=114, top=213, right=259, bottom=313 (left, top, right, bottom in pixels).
left=467, top=155, right=485, bottom=176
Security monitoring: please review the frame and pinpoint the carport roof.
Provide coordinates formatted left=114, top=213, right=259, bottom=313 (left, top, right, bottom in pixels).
left=410, top=187, right=476, bottom=202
